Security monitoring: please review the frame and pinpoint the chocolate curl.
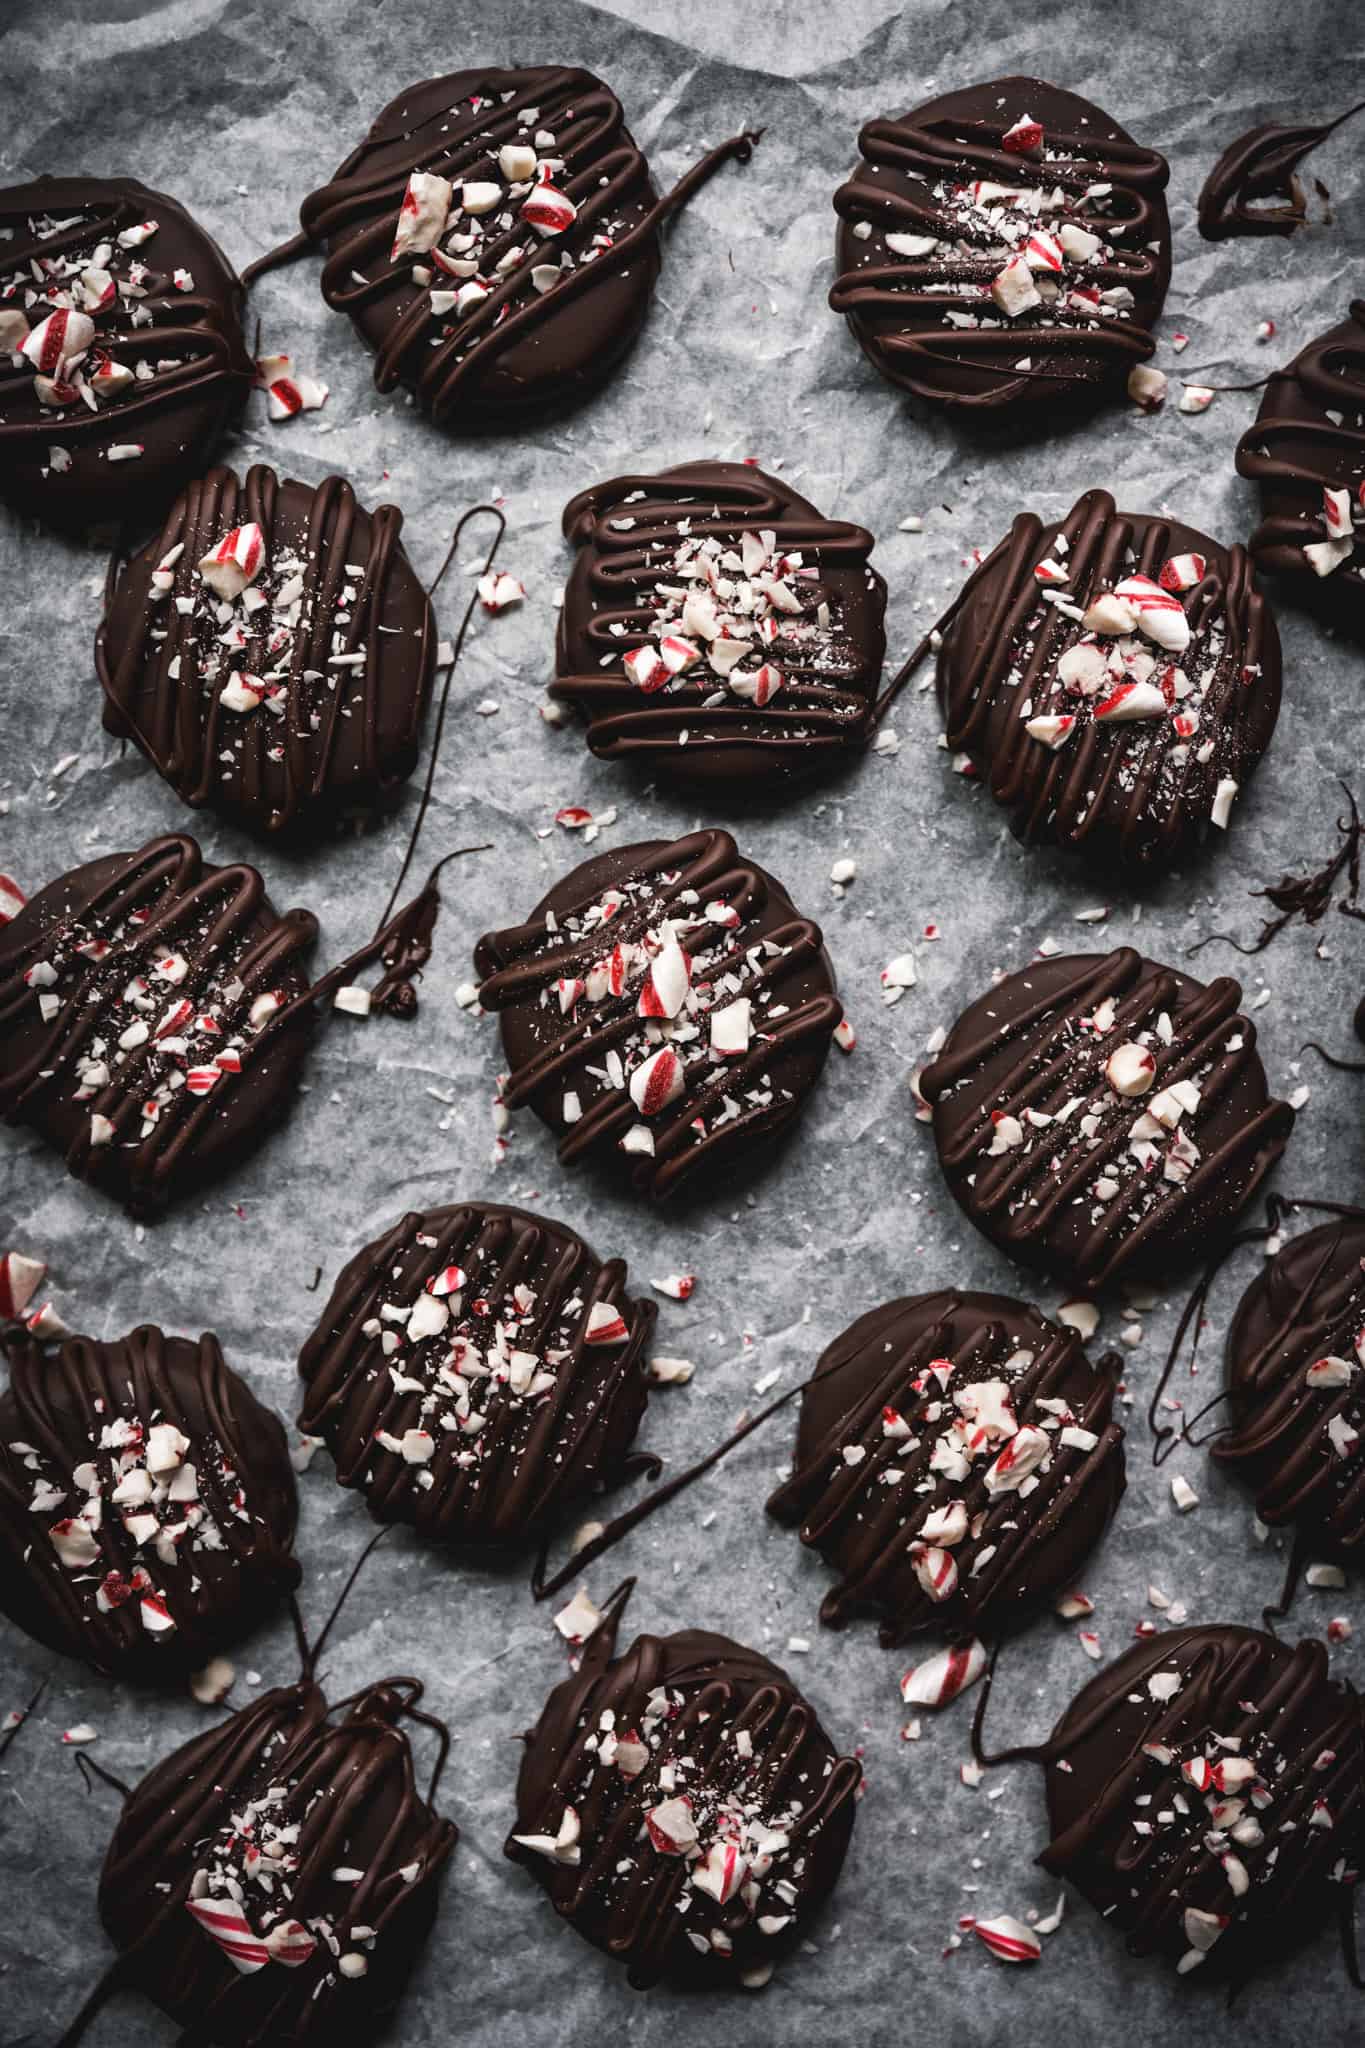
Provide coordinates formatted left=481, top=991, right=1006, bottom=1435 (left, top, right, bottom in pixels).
left=1198, top=102, right=1365, bottom=240
left=1188, top=782, right=1362, bottom=958
left=648, top=126, right=764, bottom=229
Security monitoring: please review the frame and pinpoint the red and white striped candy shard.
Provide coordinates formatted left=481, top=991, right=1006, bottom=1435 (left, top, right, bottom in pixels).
left=899, top=1637, right=987, bottom=1709
left=185, top=1897, right=270, bottom=1973
left=264, top=367, right=329, bottom=422
left=624, top=644, right=668, bottom=691
left=428, top=1263, right=467, bottom=1298
left=1112, top=574, right=1191, bottom=653
left=584, top=1300, right=629, bottom=1345
left=185, top=1066, right=221, bottom=1096
left=636, top=931, right=690, bottom=1019
left=629, top=1046, right=684, bottom=1117
left=21, top=307, right=95, bottom=375
left=834, top=1017, right=857, bottom=1053
left=477, top=570, right=525, bottom=613
left=1323, top=486, right=1353, bottom=540
left=555, top=805, right=593, bottom=829
left=645, top=1795, right=698, bottom=1855
left=0, top=1250, right=45, bottom=1321
left=1002, top=115, right=1044, bottom=154
left=974, top=1914, right=1042, bottom=1964
left=692, top=1839, right=749, bottom=1904
left=391, top=169, right=453, bottom=261
left=730, top=663, right=783, bottom=706
left=1093, top=680, right=1166, bottom=723
left=522, top=184, right=578, bottom=235
left=198, top=522, right=266, bottom=600
left=651, top=1272, right=696, bottom=1301
left=265, top=1918, right=317, bottom=1967
left=0, top=874, right=24, bottom=926
left=1159, top=553, right=1206, bottom=592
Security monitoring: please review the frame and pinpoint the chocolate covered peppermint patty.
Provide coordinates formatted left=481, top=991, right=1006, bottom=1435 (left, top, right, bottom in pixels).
left=1236, top=302, right=1365, bottom=611
left=96, top=464, right=436, bottom=836
left=474, top=831, right=842, bottom=1202
left=919, top=949, right=1294, bottom=1288
left=768, top=1289, right=1123, bottom=1645
left=831, top=78, right=1170, bottom=416
left=0, top=176, right=251, bottom=529
left=298, top=1202, right=655, bottom=1546
left=550, top=461, right=887, bottom=787
left=937, top=489, right=1279, bottom=871
left=1215, top=1217, right=1365, bottom=1560
left=66, top=1676, right=454, bottom=2047
left=0, top=1323, right=298, bottom=1678
left=1036, top=1626, right=1363, bottom=1984
left=259, top=67, right=757, bottom=423
left=507, top=1610, right=860, bottom=1989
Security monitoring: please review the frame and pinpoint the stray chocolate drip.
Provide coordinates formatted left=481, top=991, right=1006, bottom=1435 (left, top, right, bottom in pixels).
left=938, top=489, right=1279, bottom=873
left=1189, top=782, right=1362, bottom=956
left=1037, top=1627, right=1364, bottom=1987
left=767, top=1289, right=1125, bottom=1645
left=298, top=1202, right=656, bottom=1548
left=474, top=830, right=842, bottom=1203
left=1236, top=301, right=1365, bottom=604
left=265, top=67, right=757, bottom=422
left=919, top=949, right=1295, bottom=1288
left=56, top=1674, right=455, bottom=2048
left=0, top=1324, right=299, bottom=1677
left=832, top=77, right=1171, bottom=415
left=1198, top=104, right=1365, bottom=239
left=551, top=461, right=887, bottom=787
left=507, top=1620, right=859, bottom=1988
left=0, top=177, right=252, bottom=530
left=96, top=465, right=436, bottom=837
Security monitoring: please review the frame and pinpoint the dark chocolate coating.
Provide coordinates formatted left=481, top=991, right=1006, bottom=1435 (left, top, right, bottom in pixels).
left=0, top=176, right=252, bottom=530
left=0, top=834, right=317, bottom=1218
left=551, top=461, right=888, bottom=788
left=919, top=949, right=1294, bottom=1288
left=474, top=830, right=842, bottom=1203
left=831, top=77, right=1171, bottom=416
left=938, top=489, right=1280, bottom=872
left=0, top=1324, right=298, bottom=1679
left=96, top=1676, right=454, bottom=2046
left=298, top=1202, right=655, bottom=1545
left=296, top=67, right=697, bottom=422
left=1236, top=302, right=1365, bottom=608
left=1216, top=1218, right=1365, bottom=1558
left=96, top=465, right=436, bottom=837
left=768, top=1289, right=1123, bottom=1645
left=507, top=1625, right=860, bottom=1989
left=1198, top=105, right=1365, bottom=239
left=1041, top=1625, right=1364, bottom=1982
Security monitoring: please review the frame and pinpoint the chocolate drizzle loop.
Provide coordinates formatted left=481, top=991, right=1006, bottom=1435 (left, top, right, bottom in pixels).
left=1198, top=103, right=1365, bottom=239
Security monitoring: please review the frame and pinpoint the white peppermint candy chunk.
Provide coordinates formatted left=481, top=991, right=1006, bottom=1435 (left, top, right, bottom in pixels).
left=1082, top=591, right=1138, bottom=635
left=629, top=1046, right=684, bottom=1116
left=1305, top=535, right=1353, bottom=577
left=645, top=1796, right=699, bottom=1855
left=0, top=306, right=30, bottom=352
left=988, top=1111, right=1025, bottom=1154
left=1113, top=574, right=1191, bottom=653
left=198, top=522, right=265, bottom=599
left=1178, top=384, right=1216, bottom=414
left=499, top=143, right=539, bottom=182
left=1105, top=1041, right=1156, bottom=1096
left=1161, top=553, right=1206, bottom=592
left=406, top=1291, right=449, bottom=1343
left=1025, top=712, right=1076, bottom=749
left=885, top=231, right=940, bottom=256
left=990, top=253, right=1042, bottom=317
left=1056, top=642, right=1110, bottom=695
left=1127, top=364, right=1168, bottom=409
left=1306, top=1355, right=1354, bottom=1388
left=728, top=662, right=783, bottom=706
left=219, top=671, right=264, bottom=714
left=522, top=184, right=578, bottom=236
left=460, top=181, right=503, bottom=215
left=584, top=1300, right=629, bottom=1345
left=554, top=1586, right=601, bottom=1641
left=637, top=928, right=690, bottom=1020
left=920, top=1499, right=969, bottom=1546
left=512, top=1804, right=582, bottom=1866
left=1210, top=775, right=1239, bottom=829
left=1323, top=486, right=1354, bottom=540
left=710, top=997, right=752, bottom=1057
left=1183, top=1907, right=1228, bottom=1954
left=659, top=635, right=701, bottom=675
left=146, top=1422, right=191, bottom=1473
left=49, top=1518, right=101, bottom=1568
left=974, top=1915, right=1042, bottom=1964
left=624, top=644, right=667, bottom=690
left=984, top=1424, right=1050, bottom=1494
left=691, top=1840, right=749, bottom=1904
left=910, top=1541, right=958, bottom=1602
left=477, top=570, right=525, bottom=613
left=391, top=171, right=453, bottom=260
left=1060, top=222, right=1102, bottom=261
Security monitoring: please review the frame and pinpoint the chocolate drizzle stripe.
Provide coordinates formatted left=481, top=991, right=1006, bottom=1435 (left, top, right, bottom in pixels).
left=298, top=1203, right=655, bottom=1543
left=96, top=465, right=433, bottom=833
left=940, top=489, right=1276, bottom=869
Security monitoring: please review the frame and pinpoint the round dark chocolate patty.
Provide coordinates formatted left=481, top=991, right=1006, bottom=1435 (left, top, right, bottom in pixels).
left=0, top=1324, right=298, bottom=1678
left=0, top=833, right=317, bottom=1218
left=474, top=830, right=842, bottom=1202
left=1041, top=1625, right=1364, bottom=1984
left=507, top=1624, right=860, bottom=1989
left=1215, top=1217, right=1365, bottom=1559
left=937, top=488, right=1280, bottom=872
left=550, top=461, right=887, bottom=788
left=0, top=176, right=251, bottom=529
left=768, top=1288, right=1123, bottom=1645
left=918, top=948, right=1294, bottom=1289
left=96, top=464, right=436, bottom=837
left=298, top=1202, right=655, bottom=1545
left=1236, top=301, right=1365, bottom=611
left=831, top=77, right=1171, bottom=416
left=295, top=66, right=720, bottom=422
left=94, top=1677, right=454, bottom=2046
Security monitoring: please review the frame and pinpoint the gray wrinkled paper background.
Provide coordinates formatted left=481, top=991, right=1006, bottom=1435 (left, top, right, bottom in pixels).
left=2, top=1, right=1364, bottom=2041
